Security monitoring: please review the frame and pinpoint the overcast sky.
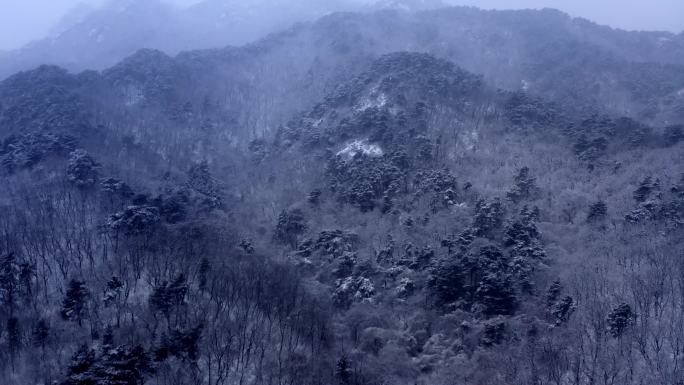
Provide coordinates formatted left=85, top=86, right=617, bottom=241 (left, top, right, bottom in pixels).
left=0, top=0, right=682, bottom=51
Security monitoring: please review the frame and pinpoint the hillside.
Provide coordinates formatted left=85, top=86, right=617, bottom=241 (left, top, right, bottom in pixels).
left=4, top=7, right=684, bottom=147
left=0, top=0, right=369, bottom=80
left=0, top=5, right=683, bottom=385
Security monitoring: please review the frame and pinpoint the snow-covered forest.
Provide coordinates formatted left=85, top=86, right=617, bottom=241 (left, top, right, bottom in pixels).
left=0, top=1, right=683, bottom=384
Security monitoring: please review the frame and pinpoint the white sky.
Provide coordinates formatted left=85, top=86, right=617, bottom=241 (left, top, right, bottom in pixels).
left=0, top=0, right=198, bottom=50
left=451, top=0, right=684, bottom=33
left=0, top=0, right=682, bottom=51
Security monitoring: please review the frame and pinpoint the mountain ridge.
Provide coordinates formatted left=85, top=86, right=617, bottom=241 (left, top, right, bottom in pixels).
left=0, top=8, right=683, bottom=384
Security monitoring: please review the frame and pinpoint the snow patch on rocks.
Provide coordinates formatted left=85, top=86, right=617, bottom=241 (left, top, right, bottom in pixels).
left=521, top=79, right=530, bottom=91
left=355, top=85, right=388, bottom=111
left=337, top=139, right=384, bottom=158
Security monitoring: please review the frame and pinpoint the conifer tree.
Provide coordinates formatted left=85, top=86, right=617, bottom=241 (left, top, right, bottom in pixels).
left=61, top=279, right=89, bottom=327
left=633, top=177, right=659, bottom=203
left=335, top=356, right=352, bottom=385
left=587, top=199, right=608, bottom=223
left=607, top=303, right=635, bottom=338
left=66, top=149, right=101, bottom=188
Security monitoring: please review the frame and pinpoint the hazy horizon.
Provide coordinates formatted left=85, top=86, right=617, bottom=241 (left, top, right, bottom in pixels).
left=0, top=0, right=682, bottom=51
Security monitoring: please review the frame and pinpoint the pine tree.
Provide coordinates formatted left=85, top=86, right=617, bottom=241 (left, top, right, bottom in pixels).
left=61, top=279, right=89, bottom=326
left=0, top=252, right=20, bottom=315
left=427, top=256, right=466, bottom=308
left=633, top=177, right=659, bottom=203
left=551, top=296, right=576, bottom=326
left=100, top=177, right=134, bottom=200
left=238, top=239, right=255, bottom=254
left=507, top=167, right=539, bottom=203
left=472, top=199, right=504, bottom=236
left=335, top=356, right=352, bottom=385
left=664, top=124, right=684, bottom=145
left=504, top=208, right=546, bottom=289
left=504, top=215, right=539, bottom=247
left=476, top=269, right=518, bottom=316
left=62, top=345, right=96, bottom=385
left=103, top=276, right=124, bottom=308
left=672, top=174, right=684, bottom=199
left=187, top=161, right=222, bottom=206
left=18, top=261, right=34, bottom=305
left=108, top=205, right=161, bottom=236
left=573, top=134, right=590, bottom=156
left=587, top=199, right=608, bottom=223
left=381, top=194, right=393, bottom=214
left=150, top=274, right=187, bottom=325
left=66, top=149, right=101, bottom=188
left=308, top=189, right=322, bottom=205
left=154, top=333, right=170, bottom=362
left=429, top=243, right=519, bottom=315
left=275, top=209, right=307, bottom=248
left=546, top=280, right=562, bottom=306
left=61, top=343, right=153, bottom=385
left=94, top=345, right=152, bottom=384
left=198, top=258, right=211, bottom=291
left=7, top=317, right=21, bottom=371
left=333, top=252, right=356, bottom=279
left=168, top=325, right=203, bottom=362
left=607, top=303, right=635, bottom=338
left=102, top=325, right=114, bottom=347
left=149, top=282, right=172, bottom=320
left=32, top=319, right=50, bottom=349
left=481, top=319, right=506, bottom=346
left=168, top=274, right=188, bottom=307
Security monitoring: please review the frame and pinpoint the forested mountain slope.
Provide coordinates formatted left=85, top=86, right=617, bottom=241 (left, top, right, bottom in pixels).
left=2, top=7, right=683, bottom=168
left=0, top=5, right=683, bottom=385
left=0, top=0, right=371, bottom=80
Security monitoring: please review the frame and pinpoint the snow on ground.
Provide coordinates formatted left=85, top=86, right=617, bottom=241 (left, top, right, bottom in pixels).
left=337, top=139, right=384, bottom=158
left=657, top=36, right=673, bottom=47
left=354, top=85, right=388, bottom=112
left=521, top=79, right=530, bottom=91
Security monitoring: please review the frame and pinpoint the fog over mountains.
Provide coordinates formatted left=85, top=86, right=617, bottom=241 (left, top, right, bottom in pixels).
left=0, top=1, right=683, bottom=385
left=3, top=0, right=684, bottom=81
left=0, top=0, right=454, bottom=79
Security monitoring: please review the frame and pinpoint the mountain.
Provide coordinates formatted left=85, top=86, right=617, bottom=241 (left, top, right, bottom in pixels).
left=0, top=5, right=683, bottom=385
left=105, top=7, right=684, bottom=128
left=3, top=1, right=684, bottom=84
left=47, top=2, right=98, bottom=37
left=0, top=0, right=364, bottom=80
left=2, top=5, right=683, bottom=159
left=0, top=0, right=184, bottom=80
left=184, top=0, right=365, bottom=49
left=2, top=6, right=683, bottom=160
